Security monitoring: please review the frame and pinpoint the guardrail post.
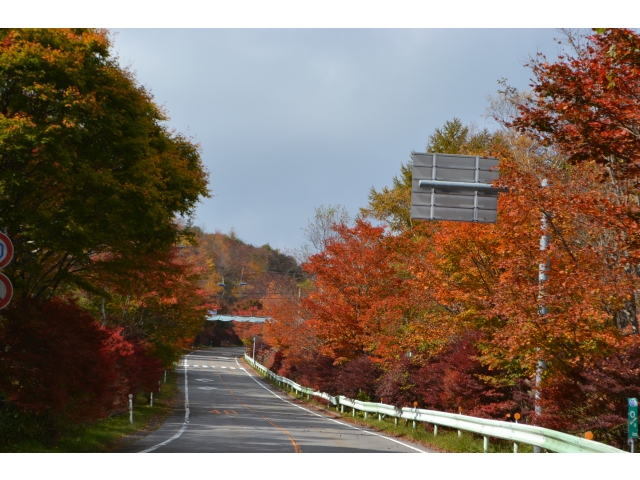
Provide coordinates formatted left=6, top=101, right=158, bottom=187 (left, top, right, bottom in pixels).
left=413, top=420, right=416, bottom=429
left=364, top=412, right=368, bottom=419
left=378, top=413, right=382, bottom=421
left=150, top=392, right=153, bottom=407
left=434, top=425, right=438, bottom=436
left=353, top=408, right=355, bottom=417
left=513, top=442, right=518, bottom=453
left=483, top=435, right=489, bottom=453
left=341, top=405, right=344, bottom=413
left=394, top=417, right=398, bottom=426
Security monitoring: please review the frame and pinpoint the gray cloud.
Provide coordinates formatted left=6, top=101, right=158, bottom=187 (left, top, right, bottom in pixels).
left=112, top=28, right=560, bottom=250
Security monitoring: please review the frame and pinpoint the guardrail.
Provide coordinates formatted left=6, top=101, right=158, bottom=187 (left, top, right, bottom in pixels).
left=244, top=354, right=626, bottom=453
left=245, top=354, right=337, bottom=405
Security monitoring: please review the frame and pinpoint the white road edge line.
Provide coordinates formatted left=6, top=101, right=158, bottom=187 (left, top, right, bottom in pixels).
left=139, top=353, right=193, bottom=453
left=234, top=356, right=427, bottom=453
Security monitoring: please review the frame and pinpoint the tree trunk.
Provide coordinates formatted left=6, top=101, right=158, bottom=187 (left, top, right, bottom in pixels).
left=614, top=294, right=639, bottom=335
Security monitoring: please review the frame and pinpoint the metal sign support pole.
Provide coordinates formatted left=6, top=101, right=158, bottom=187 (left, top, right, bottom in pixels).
left=430, top=154, right=437, bottom=220
left=534, top=179, right=550, bottom=453
left=473, top=156, right=480, bottom=222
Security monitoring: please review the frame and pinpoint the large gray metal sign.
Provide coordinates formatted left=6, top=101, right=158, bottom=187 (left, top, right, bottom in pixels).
left=410, top=153, right=504, bottom=223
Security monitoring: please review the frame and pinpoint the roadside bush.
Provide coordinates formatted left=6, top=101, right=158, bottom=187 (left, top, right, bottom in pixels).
left=538, top=336, right=640, bottom=448
left=0, top=298, right=119, bottom=444
left=0, top=297, right=165, bottom=447
left=332, top=356, right=381, bottom=401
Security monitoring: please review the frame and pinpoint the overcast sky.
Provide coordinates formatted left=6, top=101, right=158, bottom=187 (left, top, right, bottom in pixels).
left=111, top=29, right=561, bottom=251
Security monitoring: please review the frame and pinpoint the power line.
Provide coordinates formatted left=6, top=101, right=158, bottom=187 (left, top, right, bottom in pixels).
left=211, top=295, right=299, bottom=300
left=210, top=266, right=306, bottom=275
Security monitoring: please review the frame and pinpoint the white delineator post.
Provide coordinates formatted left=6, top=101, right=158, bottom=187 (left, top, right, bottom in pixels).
left=534, top=179, right=550, bottom=453
left=253, top=336, right=256, bottom=360
left=129, top=394, right=133, bottom=424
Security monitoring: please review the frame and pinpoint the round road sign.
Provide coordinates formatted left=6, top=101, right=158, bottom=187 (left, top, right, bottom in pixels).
left=0, top=273, right=13, bottom=309
left=0, top=232, right=13, bottom=269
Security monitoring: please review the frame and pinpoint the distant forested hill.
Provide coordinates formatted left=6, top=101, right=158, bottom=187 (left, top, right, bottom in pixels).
left=183, top=228, right=306, bottom=316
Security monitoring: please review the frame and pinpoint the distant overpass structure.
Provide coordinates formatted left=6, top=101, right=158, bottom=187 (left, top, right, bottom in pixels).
left=206, top=313, right=269, bottom=323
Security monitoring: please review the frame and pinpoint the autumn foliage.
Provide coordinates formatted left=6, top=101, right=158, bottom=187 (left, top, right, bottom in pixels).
left=0, top=29, right=210, bottom=448
left=0, top=298, right=163, bottom=445
left=263, top=29, right=640, bottom=449
left=3, top=28, right=640, bottom=451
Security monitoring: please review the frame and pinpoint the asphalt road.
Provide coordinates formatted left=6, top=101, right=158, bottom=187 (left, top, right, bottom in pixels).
left=120, top=347, right=432, bottom=453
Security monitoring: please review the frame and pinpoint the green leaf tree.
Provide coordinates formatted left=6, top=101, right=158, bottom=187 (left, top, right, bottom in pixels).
left=0, top=29, right=210, bottom=300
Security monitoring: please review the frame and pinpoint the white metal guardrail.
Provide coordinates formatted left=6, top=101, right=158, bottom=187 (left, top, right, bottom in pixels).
left=245, top=353, right=337, bottom=405
left=244, top=354, right=626, bottom=453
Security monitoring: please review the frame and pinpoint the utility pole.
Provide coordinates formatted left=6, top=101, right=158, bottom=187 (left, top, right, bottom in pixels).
left=239, top=267, right=247, bottom=298
left=534, top=179, right=550, bottom=453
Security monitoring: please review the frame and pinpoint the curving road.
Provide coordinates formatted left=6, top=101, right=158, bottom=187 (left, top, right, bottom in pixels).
left=120, top=347, right=432, bottom=453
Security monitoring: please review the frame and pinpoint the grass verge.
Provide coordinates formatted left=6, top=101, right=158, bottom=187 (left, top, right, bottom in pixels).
left=336, top=410, right=533, bottom=453
left=243, top=356, right=533, bottom=453
left=4, top=368, right=180, bottom=453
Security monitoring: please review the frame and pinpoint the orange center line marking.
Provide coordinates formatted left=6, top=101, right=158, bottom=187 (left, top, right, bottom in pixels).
left=215, top=369, right=301, bottom=453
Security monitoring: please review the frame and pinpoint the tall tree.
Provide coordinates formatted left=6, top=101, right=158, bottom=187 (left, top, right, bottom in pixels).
left=0, top=29, right=210, bottom=300
left=513, top=29, right=640, bottom=184
left=426, top=117, right=494, bottom=155
left=301, top=220, right=420, bottom=364
left=511, top=28, right=640, bottom=334
left=80, top=247, right=210, bottom=365
left=300, top=204, right=351, bottom=256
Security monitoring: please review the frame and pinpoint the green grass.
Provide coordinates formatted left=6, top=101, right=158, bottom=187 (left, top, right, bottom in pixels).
left=243, top=357, right=533, bottom=453
left=3, top=369, right=180, bottom=453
